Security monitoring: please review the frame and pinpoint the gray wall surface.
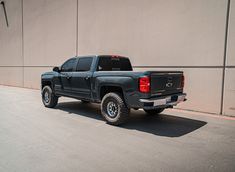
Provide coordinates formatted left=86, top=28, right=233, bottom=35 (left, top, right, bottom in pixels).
left=0, top=0, right=234, bottom=116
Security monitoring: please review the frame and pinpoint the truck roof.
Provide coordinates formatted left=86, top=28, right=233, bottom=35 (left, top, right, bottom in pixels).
left=74, top=55, right=129, bottom=59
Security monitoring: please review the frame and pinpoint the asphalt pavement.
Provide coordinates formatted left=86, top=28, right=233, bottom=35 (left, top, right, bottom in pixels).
left=0, top=85, right=234, bottom=172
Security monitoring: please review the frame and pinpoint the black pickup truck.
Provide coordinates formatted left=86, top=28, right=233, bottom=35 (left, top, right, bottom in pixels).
left=41, top=55, right=186, bottom=125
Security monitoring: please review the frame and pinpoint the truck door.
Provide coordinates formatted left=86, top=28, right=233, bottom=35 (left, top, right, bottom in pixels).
left=56, top=58, right=78, bottom=95
left=71, top=57, right=93, bottom=99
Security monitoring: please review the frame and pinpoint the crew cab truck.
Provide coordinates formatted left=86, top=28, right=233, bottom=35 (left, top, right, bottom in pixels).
left=41, top=55, right=186, bottom=125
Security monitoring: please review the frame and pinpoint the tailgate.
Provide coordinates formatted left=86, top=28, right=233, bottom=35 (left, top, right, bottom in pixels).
left=150, top=71, right=183, bottom=96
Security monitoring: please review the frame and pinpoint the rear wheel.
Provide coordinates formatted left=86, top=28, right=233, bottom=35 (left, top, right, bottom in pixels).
left=101, top=92, right=130, bottom=125
left=144, top=108, right=165, bottom=115
left=42, top=86, right=58, bottom=108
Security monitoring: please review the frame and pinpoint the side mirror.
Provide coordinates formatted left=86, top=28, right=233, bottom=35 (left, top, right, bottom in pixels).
left=53, top=67, right=60, bottom=73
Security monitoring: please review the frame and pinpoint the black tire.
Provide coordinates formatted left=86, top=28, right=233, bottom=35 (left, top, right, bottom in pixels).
left=101, top=92, right=130, bottom=125
left=81, top=100, right=90, bottom=103
left=42, top=86, right=58, bottom=108
left=144, top=108, right=165, bottom=115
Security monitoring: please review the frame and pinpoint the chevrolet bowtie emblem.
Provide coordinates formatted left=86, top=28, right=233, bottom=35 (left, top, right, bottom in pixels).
left=166, top=82, right=173, bottom=88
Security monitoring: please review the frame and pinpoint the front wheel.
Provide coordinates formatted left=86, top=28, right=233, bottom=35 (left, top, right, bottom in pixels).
left=42, top=86, right=58, bottom=108
left=101, top=92, right=130, bottom=125
left=144, top=108, right=165, bottom=115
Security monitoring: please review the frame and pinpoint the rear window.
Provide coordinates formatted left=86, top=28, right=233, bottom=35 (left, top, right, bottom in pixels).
left=76, top=57, right=93, bottom=71
left=97, top=56, right=132, bottom=71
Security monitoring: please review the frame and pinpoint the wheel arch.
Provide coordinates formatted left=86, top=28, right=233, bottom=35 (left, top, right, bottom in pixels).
left=41, top=79, right=53, bottom=90
left=99, top=85, right=131, bottom=106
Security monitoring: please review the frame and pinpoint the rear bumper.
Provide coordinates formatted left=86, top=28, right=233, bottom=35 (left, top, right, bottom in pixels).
left=139, top=93, right=187, bottom=110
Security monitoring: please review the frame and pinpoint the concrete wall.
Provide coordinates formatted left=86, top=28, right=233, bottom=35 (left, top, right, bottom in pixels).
left=0, top=0, right=234, bottom=116
left=23, top=0, right=77, bottom=88
left=0, top=0, right=23, bottom=87
left=224, top=0, right=235, bottom=115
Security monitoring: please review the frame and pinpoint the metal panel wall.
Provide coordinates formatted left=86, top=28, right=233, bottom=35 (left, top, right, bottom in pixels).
left=0, top=0, right=23, bottom=87
left=224, top=0, right=235, bottom=116
left=0, top=0, right=234, bottom=115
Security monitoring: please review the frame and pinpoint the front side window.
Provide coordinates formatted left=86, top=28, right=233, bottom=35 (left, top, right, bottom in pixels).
left=61, top=58, right=76, bottom=72
left=76, top=57, right=93, bottom=71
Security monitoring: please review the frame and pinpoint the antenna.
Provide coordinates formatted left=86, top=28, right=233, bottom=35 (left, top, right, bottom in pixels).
left=0, top=0, right=9, bottom=27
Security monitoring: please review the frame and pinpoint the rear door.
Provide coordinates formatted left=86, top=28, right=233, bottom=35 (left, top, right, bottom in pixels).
left=71, top=57, right=93, bottom=99
left=150, top=72, right=183, bottom=96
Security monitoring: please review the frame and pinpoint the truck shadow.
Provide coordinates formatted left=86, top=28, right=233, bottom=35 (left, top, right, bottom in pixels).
left=56, top=101, right=207, bottom=137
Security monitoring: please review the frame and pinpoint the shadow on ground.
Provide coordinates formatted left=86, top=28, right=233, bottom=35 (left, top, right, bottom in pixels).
left=56, top=101, right=207, bottom=137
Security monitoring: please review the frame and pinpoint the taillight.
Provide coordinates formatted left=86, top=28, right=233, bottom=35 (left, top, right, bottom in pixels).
left=139, top=76, right=150, bottom=93
left=181, top=75, right=185, bottom=88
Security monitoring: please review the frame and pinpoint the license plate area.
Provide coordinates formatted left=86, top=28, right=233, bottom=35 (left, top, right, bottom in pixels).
left=153, top=96, right=172, bottom=106
left=153, top=99, right=166, bottom=106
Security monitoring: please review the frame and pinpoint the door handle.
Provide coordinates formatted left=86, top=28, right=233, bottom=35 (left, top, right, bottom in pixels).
left=60, top=72, right=71, bottom=79
left=66, top=75, right=71, bottom=80
left=85, top=76, right=90, bottom=80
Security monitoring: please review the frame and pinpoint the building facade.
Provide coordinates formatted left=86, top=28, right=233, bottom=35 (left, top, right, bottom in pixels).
left=0, top=0, right=235, bottom=116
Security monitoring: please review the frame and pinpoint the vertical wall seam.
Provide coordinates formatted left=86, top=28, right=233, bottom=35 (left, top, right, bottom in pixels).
left=22, top=0, right=24, bottom=87
left=220, top=0, right=231, bottom=115
left=76, top=0, right=78, bottom=56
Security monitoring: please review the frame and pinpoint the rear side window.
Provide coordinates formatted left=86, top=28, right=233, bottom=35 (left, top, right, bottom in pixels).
left=61, top=58, right=77, bottom=72
left=97, top=56, right=132, bottom=71
left=76, top=57, right=93, bottom=71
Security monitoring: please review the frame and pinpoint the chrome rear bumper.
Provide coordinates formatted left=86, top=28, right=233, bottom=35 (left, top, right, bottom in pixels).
left=140, top=93, right=186, bottom=109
